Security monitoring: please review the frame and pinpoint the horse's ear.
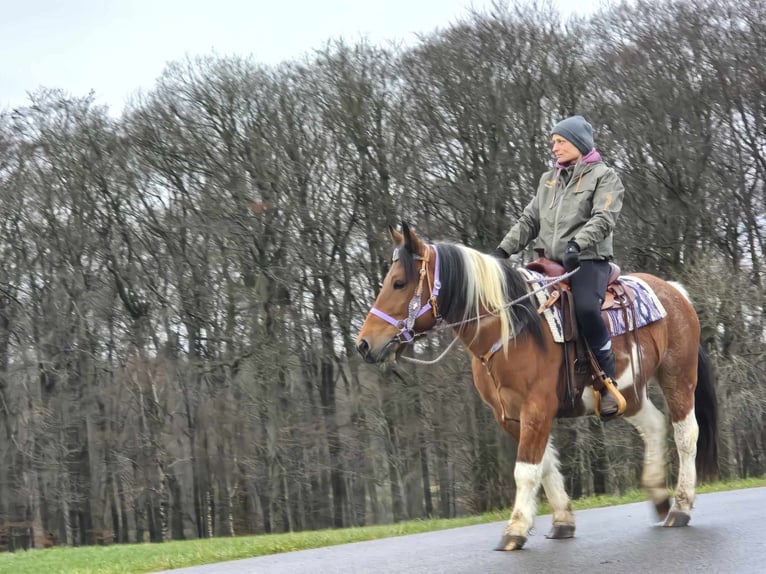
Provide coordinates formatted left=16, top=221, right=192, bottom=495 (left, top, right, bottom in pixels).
left=389, top=224, right=403, bottom=245
left=401, top=221, right=411, bottom=242
left=401, top=221, right=425, bottom=256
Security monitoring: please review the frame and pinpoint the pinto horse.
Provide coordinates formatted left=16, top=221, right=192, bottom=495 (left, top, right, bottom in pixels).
left=356, top=223, right=718, bottom=551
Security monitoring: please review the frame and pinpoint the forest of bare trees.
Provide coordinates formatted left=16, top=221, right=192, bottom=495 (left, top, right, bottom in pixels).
left=0, top=0, right=764, bottom=548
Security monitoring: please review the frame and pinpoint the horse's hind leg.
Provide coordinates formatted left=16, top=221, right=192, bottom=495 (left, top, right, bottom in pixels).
left=541, top=439, right=575, bottom=539
left=649, top=279, right=709, bottom=526
left=666, top=408, right=698, bottom=526
left=626, top=386, right=671, bottom=521
left=658, top=368, right=699, bottom=526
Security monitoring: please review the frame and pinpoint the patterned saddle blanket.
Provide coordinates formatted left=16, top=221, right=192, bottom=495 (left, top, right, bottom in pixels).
left=520, top=270, right=667, bottom=344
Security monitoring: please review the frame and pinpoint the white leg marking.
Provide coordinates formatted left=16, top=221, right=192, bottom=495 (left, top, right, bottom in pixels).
left=507, top=462, right=543, bottom=536
left=626, top=386, right=668, bottom=506
left=672, top=410, right=699, bottom=512
left=541, top=440, right=574, bottom=526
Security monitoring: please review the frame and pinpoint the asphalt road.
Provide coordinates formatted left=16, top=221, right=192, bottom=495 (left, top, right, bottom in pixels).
left=161, top=487, right=766, bottom=574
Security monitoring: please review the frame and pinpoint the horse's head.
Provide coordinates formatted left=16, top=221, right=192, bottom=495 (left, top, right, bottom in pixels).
left=356, top=222, right=441, bottom=363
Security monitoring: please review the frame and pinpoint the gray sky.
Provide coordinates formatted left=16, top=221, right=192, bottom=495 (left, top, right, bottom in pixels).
left=1, top=0, right=599, bottom=113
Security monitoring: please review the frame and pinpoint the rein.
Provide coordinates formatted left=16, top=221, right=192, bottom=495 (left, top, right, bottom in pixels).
left=436, top=268, right=578, bottom=331
left=402, top=268, right=576, bottom=366
left=368, top=243, right=577, bottom=366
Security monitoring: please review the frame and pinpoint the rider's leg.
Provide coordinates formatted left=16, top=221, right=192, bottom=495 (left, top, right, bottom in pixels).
left=568, top=260, right=619, bottom=416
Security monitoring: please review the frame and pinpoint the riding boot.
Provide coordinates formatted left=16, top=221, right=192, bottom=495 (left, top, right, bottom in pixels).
left=596, top=350, right=619, bottom=417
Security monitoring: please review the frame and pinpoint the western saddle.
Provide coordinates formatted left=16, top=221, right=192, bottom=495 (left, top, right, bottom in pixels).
left=525, top=258, right=636, bottom=418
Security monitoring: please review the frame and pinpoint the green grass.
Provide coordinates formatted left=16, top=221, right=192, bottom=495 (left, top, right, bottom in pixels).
left=3, top=476, right=765, bottom=574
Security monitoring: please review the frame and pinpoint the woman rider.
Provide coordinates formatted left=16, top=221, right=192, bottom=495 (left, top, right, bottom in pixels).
left=493, top=115, right=625, bottom=417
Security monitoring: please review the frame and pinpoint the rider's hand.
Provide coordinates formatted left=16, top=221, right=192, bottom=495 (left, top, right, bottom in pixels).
left=492, top=247, right=510, bottom=259
left=563, top=240, right=581, bottom=271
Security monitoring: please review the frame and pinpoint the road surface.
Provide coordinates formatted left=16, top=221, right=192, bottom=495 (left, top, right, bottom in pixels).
left=161, top=487, right=766, bottom=573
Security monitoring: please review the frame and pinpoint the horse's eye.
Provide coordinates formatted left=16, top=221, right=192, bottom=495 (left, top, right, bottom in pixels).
left=393, top=279, right=407, bottom=290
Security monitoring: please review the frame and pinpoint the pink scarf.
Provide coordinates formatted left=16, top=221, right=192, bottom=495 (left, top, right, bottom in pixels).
left=555, top=148, right=602, bottom=170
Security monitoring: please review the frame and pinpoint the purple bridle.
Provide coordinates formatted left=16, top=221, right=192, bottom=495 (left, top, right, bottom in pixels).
left=369, top=244, right=442, bottom=342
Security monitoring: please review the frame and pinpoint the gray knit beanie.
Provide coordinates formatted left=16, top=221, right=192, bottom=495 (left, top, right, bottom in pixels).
left=551, top=115, right=594, bottom=155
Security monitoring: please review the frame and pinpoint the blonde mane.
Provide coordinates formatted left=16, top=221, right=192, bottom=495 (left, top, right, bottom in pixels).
left=455, top=245, right=517, bottom=352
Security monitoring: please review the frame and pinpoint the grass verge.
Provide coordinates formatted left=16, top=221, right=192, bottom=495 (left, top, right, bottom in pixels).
left=3, top=476, right=765, bottom=574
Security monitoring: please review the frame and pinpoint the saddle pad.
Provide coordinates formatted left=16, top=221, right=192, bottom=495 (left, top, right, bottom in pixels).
left=518, top=270, right=667, bottom=342
left=604, top=275, right=667, bottom=336
left=518, top=268, right=565, bottom=343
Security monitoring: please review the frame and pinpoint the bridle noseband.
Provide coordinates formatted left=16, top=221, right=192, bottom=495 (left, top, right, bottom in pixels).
left=369, top=244, right=442, bottom=343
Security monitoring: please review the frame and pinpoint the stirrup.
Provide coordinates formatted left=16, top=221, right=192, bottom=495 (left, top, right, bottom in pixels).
left=591, top=377, right=627, bottom=419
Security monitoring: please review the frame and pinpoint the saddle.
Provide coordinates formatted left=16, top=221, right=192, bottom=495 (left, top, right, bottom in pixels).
left=525, top=258, right=636, bottom=418
left=526, top=258, right=636, bottom=314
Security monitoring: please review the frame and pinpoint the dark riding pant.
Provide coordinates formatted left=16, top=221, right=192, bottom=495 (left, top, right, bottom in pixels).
left=569, top=260, right=611, bottom=359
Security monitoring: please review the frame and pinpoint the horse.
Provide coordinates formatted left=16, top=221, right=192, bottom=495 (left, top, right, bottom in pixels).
left=355, top=223, right=718, bottom=551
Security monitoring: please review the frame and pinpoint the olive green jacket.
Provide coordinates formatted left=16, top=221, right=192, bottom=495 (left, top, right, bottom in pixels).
left=499, top=159, right=624, bottom=262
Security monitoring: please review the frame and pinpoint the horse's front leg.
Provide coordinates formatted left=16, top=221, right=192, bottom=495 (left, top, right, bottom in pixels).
left=541, top=439, right=575, bottom=539
left=498, top=425, right=575, bottom=540
left=496, top=399, right=556, bottom=551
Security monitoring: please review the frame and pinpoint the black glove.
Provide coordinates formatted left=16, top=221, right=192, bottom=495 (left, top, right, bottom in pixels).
left=492, top=247, right=510, bottom=259
left=562, top=240, right=581, bottom=272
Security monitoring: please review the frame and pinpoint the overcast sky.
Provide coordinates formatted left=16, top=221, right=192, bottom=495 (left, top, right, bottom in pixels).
left=1, top=0, right=601, bottom=114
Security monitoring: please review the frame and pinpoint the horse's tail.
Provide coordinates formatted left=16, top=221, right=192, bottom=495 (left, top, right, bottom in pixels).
left=694, top=344, right=719, bottom=480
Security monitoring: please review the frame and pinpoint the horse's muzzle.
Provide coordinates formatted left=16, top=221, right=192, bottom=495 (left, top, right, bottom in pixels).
left=356, top=337, right=398, bottom=363
left=356, top=338, right=376, bottom=363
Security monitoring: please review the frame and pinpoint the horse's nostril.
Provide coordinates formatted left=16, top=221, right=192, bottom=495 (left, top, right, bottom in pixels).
left=357, top=339, right=370, bottom=357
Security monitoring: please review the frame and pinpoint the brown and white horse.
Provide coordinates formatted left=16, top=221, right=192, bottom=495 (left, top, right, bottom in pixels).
left=356, top=223, right=718, bottom=551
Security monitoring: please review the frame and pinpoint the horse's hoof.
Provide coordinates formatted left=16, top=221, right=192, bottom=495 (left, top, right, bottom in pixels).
left=546, top=523, right=575, bottom=539
left=654, top=498, right=671, bottom=522
left=663, top=510, right=690, bottom=527
left=494, top=533, right=527, bottom=551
